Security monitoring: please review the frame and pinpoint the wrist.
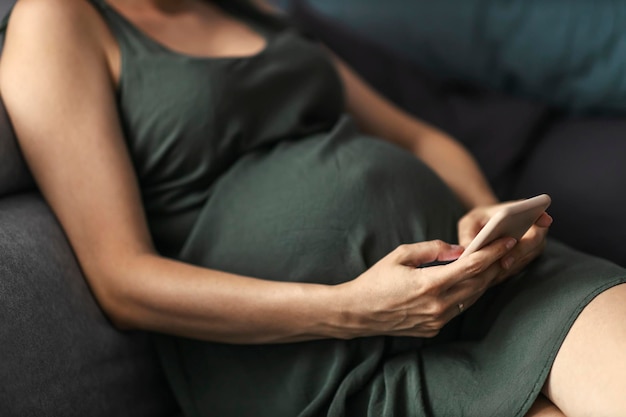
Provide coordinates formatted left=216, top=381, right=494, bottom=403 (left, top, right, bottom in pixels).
left=323, top=281, right=370, bottom=340
left=300, top=281, right=364, bottom=340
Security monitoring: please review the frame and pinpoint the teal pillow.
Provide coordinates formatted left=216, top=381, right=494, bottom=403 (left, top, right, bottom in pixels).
left=296, top=0, right=626, bottom=114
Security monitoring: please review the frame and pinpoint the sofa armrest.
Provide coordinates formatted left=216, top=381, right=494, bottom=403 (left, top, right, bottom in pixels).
left=0, top=193, right=179, bottom=416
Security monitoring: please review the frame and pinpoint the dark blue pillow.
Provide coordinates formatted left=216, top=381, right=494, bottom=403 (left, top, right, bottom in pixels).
left=291, top=0, right=626, bottom=114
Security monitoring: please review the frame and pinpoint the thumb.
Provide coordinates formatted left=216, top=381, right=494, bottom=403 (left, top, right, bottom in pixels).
left=458, top=210, right=490, bottom=247
left=458, top=223, right=482, bottom=248
left=393, top=240, right=464, bottom=267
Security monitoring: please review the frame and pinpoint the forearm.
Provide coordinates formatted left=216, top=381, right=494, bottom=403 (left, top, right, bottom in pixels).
left=358, top=102, right=497, bottom=209
left=409, top=126, right=499, bottom=209
left=98, top=254, right=350, bottom=344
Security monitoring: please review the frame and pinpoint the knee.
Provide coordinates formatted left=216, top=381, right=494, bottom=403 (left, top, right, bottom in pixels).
left=548, top=284, right=626, bottom=417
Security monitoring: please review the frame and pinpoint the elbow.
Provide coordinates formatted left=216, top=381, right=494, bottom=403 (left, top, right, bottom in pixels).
left=84, top=261, right=145, bottom=332
left=93, top=279, right=139, bottom=331
left=103, top=300, right=136, bottom=331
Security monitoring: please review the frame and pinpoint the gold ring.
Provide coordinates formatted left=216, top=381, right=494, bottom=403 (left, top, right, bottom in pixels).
left=458, top=303, right=465, bottom=314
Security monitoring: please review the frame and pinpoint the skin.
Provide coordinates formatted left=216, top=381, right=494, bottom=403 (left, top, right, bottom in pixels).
left=0, top=0, right=623, bottom=415
left=525, top=395, right=566, bottom=417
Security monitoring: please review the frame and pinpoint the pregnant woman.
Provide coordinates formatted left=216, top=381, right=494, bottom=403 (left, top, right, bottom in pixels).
left=1, top=0, right=625, bottom=415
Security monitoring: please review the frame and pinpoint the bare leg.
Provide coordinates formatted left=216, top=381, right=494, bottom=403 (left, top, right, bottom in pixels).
left=544, top=283, right=626, bottom=417
left=524, top=395, right=566, bottom=417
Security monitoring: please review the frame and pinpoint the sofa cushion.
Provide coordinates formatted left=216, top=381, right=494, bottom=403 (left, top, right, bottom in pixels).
left=0, top=193, right=179, bottom=417
left=291, top=0, right=626, bottom=114
left=512, top=117, right=626, bottom=267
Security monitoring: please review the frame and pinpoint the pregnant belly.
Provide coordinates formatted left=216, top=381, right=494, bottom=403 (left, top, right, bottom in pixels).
left=177, top=116, right=464, bottom=284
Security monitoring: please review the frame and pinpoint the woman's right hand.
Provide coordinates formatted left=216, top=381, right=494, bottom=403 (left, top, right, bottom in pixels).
left=337, top=238, right=517, bottom=339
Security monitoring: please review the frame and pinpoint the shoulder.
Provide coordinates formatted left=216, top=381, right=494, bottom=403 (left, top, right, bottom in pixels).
left=9, top=0, right=98, bottom=31
left=3, top=0, right=112, bottom=58
left=1, top=0, right=118, bottom=86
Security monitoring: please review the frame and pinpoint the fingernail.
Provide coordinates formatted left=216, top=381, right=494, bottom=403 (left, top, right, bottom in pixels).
left=503, top=256, right=514, bottom=269
left=450, top=244, right=464, bottom=251
left=506, top=239, right=517, bottom=250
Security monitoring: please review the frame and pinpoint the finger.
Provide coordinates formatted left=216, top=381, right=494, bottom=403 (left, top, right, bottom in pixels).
left=534, top=212, right=553, bottom=228
left=497, top=225, right=550, bottom=281
left=454, top=259, right=503, bottom=294
left=457, top=216, right=484, bottom=247
left=500, top=223, right=548, bottom=270
left=501, top=235, right=547, bottom=280
left=384, top=265, right=501, bottom=338
left=440, top=266, right=501, bottom=322
left=429, top=237, right=517, bottom=290
left=447, top=288, right=484, bottom=319
left=393, top=240, right=464, bottom=266
left=458, top=227, right=479, bottom=248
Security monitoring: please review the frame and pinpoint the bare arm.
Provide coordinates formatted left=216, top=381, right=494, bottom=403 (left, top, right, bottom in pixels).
left=330, top=55, right=499, bottom=209
left=0, top=0, right=349, bottom=344
left=0, top=0, right=514, bottom=345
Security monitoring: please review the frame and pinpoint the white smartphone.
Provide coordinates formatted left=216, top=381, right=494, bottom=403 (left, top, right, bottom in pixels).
left=458, top=194, right=551, bottom=259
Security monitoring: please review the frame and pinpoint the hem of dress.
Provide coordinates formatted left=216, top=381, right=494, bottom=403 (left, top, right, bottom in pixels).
left=513, top=276, right=626, bottom=417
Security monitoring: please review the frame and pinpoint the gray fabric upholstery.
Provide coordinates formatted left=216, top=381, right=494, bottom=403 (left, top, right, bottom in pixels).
left=0, top=0, right=12, bottom=26
left=0, top=193, right=179, bottom=416
left=0, top=96, right=34, bottom=198
left=513, top=117, right=626, bottom=266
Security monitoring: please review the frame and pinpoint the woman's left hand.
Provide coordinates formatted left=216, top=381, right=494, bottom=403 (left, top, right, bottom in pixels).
left=458, top=201, right=553, bottom=282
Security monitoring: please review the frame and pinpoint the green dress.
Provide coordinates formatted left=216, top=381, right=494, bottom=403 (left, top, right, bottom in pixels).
left=59, top=1, right=626, bottom=415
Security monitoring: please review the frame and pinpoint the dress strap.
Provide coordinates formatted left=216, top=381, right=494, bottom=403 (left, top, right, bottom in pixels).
left=86, top=0, right=168, bottom=56
left=88, top=0, right=108, bottom=8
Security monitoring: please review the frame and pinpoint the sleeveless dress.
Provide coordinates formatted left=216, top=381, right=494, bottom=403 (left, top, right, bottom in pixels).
left=6, top=1, right=626, bottom=416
